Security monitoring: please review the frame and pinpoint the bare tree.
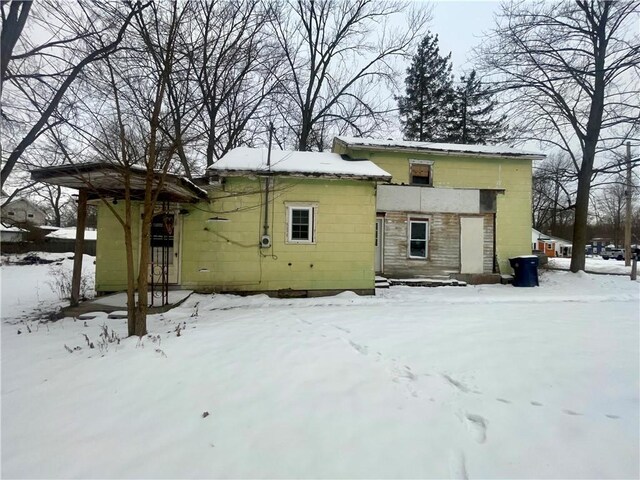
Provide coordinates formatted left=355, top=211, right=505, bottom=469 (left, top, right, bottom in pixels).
left=271, top=0, right=431, bottom=151
left=478, top=1, right=640, bottom=272
left=596, top=176, right=627, bottom=246
left=185, top=0, right=281, bottom=167
left=0, top=1, right=147, bottom=189
left=0, top=0, right=31, bottom=92
left=532, top=153, right=575, bottom=237
left=44, top=1, right=191, bottom=336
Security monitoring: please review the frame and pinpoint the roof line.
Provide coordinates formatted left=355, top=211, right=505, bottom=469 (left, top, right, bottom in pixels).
left=333, top=137, right=546, bottom=160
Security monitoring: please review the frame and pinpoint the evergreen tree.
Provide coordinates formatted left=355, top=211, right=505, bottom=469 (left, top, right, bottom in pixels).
left=447, top=70, right=507, bottom=144
left=397, top=32, right=453, bottom=142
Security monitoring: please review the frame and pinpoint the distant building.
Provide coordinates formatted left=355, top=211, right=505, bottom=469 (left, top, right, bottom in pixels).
left=1, top=197, right=47, bottom=226
left=532, top=229, right=572, bottom=257
left=0, top=223, right=27, bottom=243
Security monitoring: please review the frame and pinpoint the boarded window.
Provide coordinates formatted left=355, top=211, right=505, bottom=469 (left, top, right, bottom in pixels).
left=479, top=190, right=497, bottom=213
left=409, top=220, right=429, bottom=258
left=410, top=163, right=432, bottom=186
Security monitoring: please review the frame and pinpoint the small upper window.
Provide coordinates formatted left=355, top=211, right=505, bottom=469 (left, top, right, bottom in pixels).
left=287, top=204, right=317, bottom=244
left=8, top=211, right=14, bottom=216
left=27, top=213, right=34, bottom=218
left=410, top=161, right=433, bottom=186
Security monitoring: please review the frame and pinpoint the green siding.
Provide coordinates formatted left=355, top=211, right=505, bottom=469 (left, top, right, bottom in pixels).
left=95, top=177, right=377, bottom=293
left=181, top=177, right=376, bottom=291
left=95, top=202, right=141, bottom=292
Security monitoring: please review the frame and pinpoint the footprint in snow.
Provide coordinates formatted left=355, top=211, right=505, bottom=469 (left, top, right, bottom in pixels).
left=605, top=414, right=620, bottom=419
left=332, top=324, right=351, bottom=333
left=448, top=450, right=469, bottom=480
left=562, top=409, right=583, bottom=416
left=441, top=374, right=471, bottom=393
left=347, top=339, right=368, bottom=355
left=496, top=398, right=511, bottom=404
left=463, top=413, right=488, bottom=444
left=530, top=401, right=543, bottom=407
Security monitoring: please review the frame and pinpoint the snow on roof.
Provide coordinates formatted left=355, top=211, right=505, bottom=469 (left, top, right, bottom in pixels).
left=334, top=136, right=545, bottom=159
left=0, top=223, right=26, bottom=233
left=46, top=227, right=97, bottom=241
left=209, top=147, right=392, bottom=180
left=532, top=228, right=571, bottom=246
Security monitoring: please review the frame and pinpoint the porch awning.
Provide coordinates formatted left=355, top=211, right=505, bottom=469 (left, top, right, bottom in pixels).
left=31, top=163, right=208, bottom=203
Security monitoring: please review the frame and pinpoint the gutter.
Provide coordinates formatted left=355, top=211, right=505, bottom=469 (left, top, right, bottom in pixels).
left=208, top=169, right=392, bottom=182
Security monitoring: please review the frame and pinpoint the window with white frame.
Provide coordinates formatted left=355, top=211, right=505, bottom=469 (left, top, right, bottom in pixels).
left=408, top=219, right=429, bottom=258
left=287, top=204, right=317, bottom=243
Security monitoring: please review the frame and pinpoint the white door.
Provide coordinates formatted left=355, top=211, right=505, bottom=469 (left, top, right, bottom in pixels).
left=149, top=211, right=180, bottom=284
left=460, top=217, right=484, bottom=274
left=375, top=218, right=383, bottom=273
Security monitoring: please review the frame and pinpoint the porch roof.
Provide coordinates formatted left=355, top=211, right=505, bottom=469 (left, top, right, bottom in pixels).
left=31, top=163, right=208, bottom=203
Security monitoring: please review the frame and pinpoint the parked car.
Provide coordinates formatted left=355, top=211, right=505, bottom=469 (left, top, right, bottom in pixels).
left=601, top=247, right=624, bottom=260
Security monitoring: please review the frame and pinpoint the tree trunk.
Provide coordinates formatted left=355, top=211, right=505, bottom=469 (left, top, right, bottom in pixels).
left=570, top=165, right=592, bottom=272
left=135, top=194, right=153, bottom=337
left=123, top=200, right=136, bottom=337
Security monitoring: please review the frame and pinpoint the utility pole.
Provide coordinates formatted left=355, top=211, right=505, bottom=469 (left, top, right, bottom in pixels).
left=624, top=141, right=632, bottom=267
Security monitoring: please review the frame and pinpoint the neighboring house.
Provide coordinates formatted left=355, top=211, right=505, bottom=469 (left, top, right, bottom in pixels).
left=94, top=149, right=390, bottom=296
left=0, top=223, right=27, bottom=243
left=0, top=197, right=47, bottom=226
left=332, top=137, right=545, bottom=279
left=532, top=229, right=572, bottom=257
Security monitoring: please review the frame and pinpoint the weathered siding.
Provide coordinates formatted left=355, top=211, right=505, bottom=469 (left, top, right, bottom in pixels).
left=381, top=211, right=494, bottom=278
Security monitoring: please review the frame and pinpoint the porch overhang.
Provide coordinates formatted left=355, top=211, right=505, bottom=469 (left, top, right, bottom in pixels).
left=31, top=163, right=208, bottom=203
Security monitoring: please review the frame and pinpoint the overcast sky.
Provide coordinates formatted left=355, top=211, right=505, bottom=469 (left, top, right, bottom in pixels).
left=430, top=1, right=500, bottom=75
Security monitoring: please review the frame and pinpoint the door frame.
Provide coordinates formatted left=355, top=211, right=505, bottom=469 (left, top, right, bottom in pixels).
left=141, top=204, right=182, bottom=286
left=375, top=216, right=384, bottom=274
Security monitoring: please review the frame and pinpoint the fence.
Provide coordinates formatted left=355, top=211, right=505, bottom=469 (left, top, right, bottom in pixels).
left=1, top=239, right=96, bottom=256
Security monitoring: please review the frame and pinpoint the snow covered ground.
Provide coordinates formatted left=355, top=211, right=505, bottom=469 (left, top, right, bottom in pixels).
left=1, top=260, right=639, bottom=479
left=549, top=255, right=634, bottom=275
left=1, top=253, right=95, bottom=323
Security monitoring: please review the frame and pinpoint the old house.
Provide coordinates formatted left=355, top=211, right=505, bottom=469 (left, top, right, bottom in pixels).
left=32, top=137, right=541, bottom=301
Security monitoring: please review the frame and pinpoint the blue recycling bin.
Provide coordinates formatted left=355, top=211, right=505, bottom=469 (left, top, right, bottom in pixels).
left=509, top=256, right=539, bottom=287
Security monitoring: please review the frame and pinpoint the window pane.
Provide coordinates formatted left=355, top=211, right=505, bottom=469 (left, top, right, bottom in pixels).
left=410, top=240, right=426, bottom=257
left=292, top=209, right=309, bottom=224
left=411, top=222, right=426, bottom=240
left=291, top=208, right=310, bottom=240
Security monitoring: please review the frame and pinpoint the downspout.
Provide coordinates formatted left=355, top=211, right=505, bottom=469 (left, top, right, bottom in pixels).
left=263, top=124, right=273, bottom=238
